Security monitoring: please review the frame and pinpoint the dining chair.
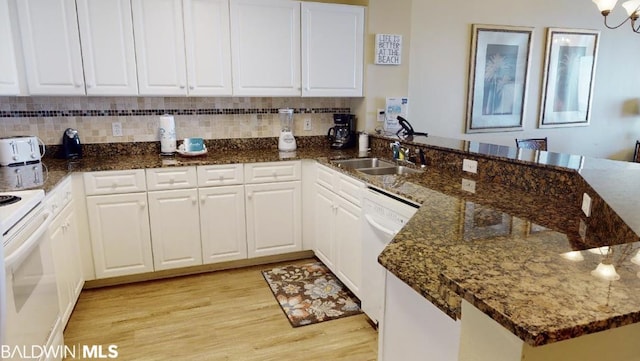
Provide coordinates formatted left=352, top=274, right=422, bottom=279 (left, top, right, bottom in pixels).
left=634, top=140, right=640, bottom=163
left=515, top=137, right=548, bottom=151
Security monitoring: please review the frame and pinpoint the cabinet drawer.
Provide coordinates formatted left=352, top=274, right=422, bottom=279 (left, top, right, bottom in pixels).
left=244, top=161, right=301, bottom=184
left=59, top=176, right=73, bottom=208
left=316, top=163, right=335, bottom=191
left=83, top=169, right=146, bottom=195
left=335, top=173, right=364, bottom=207
left=146, top=167, right=197, bottom=190
left=44, top=176, right=73, bottom=218
left=197, top=164, right=244, bottom=187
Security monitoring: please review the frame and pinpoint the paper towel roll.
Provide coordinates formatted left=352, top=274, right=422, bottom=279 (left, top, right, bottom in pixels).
left=358, top=132, right=369, bottom=152
left=159, top=114, right=176, bottom=154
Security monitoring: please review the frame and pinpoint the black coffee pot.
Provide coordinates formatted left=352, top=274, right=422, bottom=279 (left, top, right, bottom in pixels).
left=60, top=128, right=82, bottom=159
left=328, top=114, right=356, bottom=149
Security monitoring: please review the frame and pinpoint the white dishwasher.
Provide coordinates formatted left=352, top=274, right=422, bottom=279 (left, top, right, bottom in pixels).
left=361, top=186, right=418, bottom=325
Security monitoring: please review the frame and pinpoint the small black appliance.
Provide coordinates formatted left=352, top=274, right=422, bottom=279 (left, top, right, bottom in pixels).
left=327, top=114, right=356, bottom=149
left=60, top=128, right=82, bottom=159
left=396, top=116, right=428, bottom=139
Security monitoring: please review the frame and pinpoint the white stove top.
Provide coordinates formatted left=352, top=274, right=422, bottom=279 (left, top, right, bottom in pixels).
left=0, top=189, right=44, bottom=236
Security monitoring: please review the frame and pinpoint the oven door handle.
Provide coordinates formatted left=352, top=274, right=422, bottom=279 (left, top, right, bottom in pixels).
left=364, top=214, right=396, bottom=238
left=4, top=210, right=53, bottom=272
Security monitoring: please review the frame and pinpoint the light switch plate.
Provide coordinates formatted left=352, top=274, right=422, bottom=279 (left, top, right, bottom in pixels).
left=377, top=109, right=385, bottom=123
left=581, top=193, right=591, bottom=217
left=304, top=119, right=312, bottom=131
left=461, top=178, right=476, bottom=193
left=462, top=159, right=478, bottom=173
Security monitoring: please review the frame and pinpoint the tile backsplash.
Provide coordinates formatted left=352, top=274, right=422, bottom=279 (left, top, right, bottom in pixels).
left=0, top=96, right=352, bottom=145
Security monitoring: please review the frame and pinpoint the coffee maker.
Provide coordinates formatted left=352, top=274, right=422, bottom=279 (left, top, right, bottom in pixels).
left=59, top=128, right=82, bottom=159
left=327, top=114, right=356, bottom=149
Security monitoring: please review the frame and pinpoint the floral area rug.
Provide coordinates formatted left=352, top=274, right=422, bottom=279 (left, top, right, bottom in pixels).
left=261, top=261, right=362, bottom=327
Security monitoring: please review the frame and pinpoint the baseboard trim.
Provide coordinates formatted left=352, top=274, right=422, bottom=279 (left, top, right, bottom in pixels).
left=83, top=250, right=316, bottom=289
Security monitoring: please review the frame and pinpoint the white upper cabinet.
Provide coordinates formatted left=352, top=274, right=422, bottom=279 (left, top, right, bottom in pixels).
left=132, top=0, right=232, bottom=96
left=301, top=2, right=364, bottom=97
left=132, top=0, right=187, bottom=96
left=76, top=0, right=138, bottom=95
left=184, top=0, right=233, bottom=96
left=16, top=0, right=85, bottom=95
left=0, top=0, right=25, bottom=95
left=230, top=0, right=301, bottom=96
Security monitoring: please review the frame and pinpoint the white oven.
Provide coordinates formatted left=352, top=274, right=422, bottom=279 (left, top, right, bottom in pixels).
left=1, top=190, right=62, bottom=361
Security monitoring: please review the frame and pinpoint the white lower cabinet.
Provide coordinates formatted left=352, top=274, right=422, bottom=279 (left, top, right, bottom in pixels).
left=148, top=188, right=202, bottom=270
left=313, top=184, right=335, bottom=269
left=313, top=179, right=362, bottom=298
left=82, top=161, right=306, bottom=278
left=245, top=181, right=302, bottom=257
left=313, top=163, right=363, bottom=297
left=333, top=194, right=361, bottom=296
left=86, top=192, right=154, bottom=278
left=49, top=188, right=83, bottom=327
left=199, top=185, right=247, bottom=263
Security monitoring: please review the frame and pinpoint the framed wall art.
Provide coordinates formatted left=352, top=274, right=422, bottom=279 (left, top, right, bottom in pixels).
left=539, top=28, right=599, bottom=128
left=466, top=24, right=533, bottom=133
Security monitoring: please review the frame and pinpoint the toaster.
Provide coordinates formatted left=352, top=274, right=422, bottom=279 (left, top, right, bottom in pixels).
left=0, top=161, right=44, bottom=189
left=0, top=136, right=45, bottom=166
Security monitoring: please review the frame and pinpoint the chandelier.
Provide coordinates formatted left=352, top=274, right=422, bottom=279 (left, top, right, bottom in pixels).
left=593, top=0, right=640, bottom=32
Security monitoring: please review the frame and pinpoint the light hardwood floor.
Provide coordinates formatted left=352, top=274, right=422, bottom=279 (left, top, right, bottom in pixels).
left=63, top=259, right=378, bottom=361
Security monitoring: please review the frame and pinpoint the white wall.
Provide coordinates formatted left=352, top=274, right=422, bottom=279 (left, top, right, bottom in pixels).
left=405, top=0, right=640, bottom=160
left=354, top=0, right=412, bottom=133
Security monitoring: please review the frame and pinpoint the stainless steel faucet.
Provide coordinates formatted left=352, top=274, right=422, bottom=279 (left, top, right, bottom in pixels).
left=390, top=142, right=418, bottom=165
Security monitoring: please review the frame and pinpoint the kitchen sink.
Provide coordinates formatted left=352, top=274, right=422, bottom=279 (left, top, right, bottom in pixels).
left=331, top=157, right=395, bottom=169
left=357, top=166, right=422, bottom=176
left=331, top=157, right=422, bottom=176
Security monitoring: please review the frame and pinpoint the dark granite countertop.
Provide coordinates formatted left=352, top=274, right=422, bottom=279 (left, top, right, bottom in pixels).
left=368, top=135, right=640, bottom=347
left=2, top=146, right=360, bottom=194
left=3, top=135, right=640, bottom=348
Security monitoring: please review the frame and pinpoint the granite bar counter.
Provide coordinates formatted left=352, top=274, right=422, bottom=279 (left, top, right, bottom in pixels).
left=365, top=135, right=640, bottom=356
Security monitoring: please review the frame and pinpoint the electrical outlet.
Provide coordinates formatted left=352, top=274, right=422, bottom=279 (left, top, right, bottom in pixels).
left=462, top=159, right=478, bottom=173
left=377, top=109, right=385, bottom=123
left=581, top=193, right=592, bottom=217
left=304, top=118, right=312, bottom=131
left=461, top=178, right=476, bottom=193
left=112, top=122, right=123, bottom=137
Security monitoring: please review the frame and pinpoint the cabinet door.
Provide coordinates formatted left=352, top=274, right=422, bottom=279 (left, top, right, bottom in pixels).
left=49, top=210, right=70, bottom=324
left=86, top=193, right=153, bottom=278
left=334, top=195, right=362, bottom=297
left=245, top=181, right=301, bottom=257
left=184, top=0, right=233, bottom=96
left=230, top=0, right=300, bottom=96
left=76, top=0, right=138, bottom=95
left=0, top=0, right=22, bottom=95
left=148, top=189, right=203, bottom=270
left=199, top=185, right=247, bottom=263
left=63, top=203, right=83, bottom=310
left=301, top=3, right=364, bottom=97
left=50, top=203, right=83, bottom=327
left=16, top=0, right=85, bottom=95
left=314, top=184, right=335, bottom=270
left=132, top=0, right=187, bottom=95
